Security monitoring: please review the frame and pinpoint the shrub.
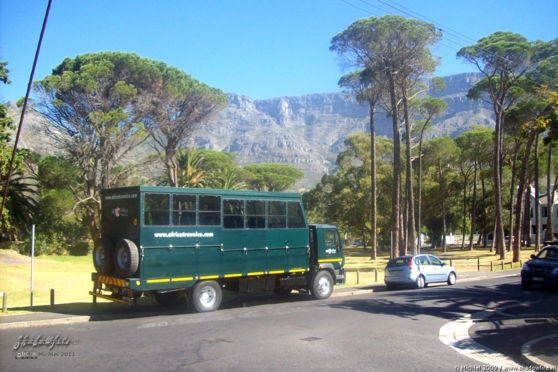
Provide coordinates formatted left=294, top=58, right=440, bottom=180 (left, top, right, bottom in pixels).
left=19, top=233, right=67, bottom=256
left=68, top=240, right=91, bottom=256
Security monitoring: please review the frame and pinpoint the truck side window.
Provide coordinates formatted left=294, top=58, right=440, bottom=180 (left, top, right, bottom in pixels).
left=144, top=193, right=170, bottom=226
left=324, top=230, right=338, bottom=252
left=224, top=199, right=244, bottom=229
left=268, top=201, right=286, bottom=228
left=246, top=200, right=265, bottom=229
left=287, top=201, right=306, bottom=228
left=199, top=195, right=221, bottom=226
left=172, top=194, right=196, bottom=226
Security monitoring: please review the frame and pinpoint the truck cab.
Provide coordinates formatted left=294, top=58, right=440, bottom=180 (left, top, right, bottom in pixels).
left=310, top=224, right=345, bottom=285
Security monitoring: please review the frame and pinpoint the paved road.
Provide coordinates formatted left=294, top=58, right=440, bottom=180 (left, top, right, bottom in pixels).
left=1, top=274, right=556, bottom=371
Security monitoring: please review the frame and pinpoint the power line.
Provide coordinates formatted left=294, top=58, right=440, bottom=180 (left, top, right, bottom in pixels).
left=341, top=0, right=518, bottom=67
left=0, top=0, right=52, bottom=222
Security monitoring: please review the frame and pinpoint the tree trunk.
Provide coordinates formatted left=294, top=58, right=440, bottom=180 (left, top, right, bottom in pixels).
left=165, top=149, right=178, bottom=187
left=544, top=143, right=554, bottom=242
left=534, top=133, right=541, bottom=251
left=369, top=102, right=377, bottom=260
left=417, top=120, right=431, bottom=254
left=493, top=110, right=506, bottom=259
left=508, top=142, right=520, bottom=252
left=461, top=179, right=467, bottom=250
left=480, top=175, right=488, bottom=248
left=387, top=71, right=401, bottom=259
left=512, top=132, right=536, bottom=262
left=402, top=96, right=417, bottom=254
left=442, top=195, right=447, bottom=253
left=469, top=163, right=478, bottom=250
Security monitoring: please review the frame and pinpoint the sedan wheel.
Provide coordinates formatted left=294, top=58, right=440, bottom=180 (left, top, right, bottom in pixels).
left=447, top=272, right=457, bottom=285
left=415, top=275, right=425, bottom=289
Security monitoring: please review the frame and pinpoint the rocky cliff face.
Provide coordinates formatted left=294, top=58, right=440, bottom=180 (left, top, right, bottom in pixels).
left=11, top=73, right=493, bottom=190
left=185, top=72, right=493, bottom=189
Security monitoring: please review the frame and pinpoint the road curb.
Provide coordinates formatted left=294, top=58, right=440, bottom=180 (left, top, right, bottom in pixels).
left=458, top=272, right=519, bottom=283
left=521, top=334, right=558, bottom=370
left=331, top=289, right=374, bottom=298
left=439, top=310, right=523, bottom=368
left=0, top=315, right=90, bottom=330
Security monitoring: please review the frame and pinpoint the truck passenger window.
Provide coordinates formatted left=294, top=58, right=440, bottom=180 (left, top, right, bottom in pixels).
left=172, top=194, right=196, bottom=226
left=268, top=201, right=286, bottom=228
left=246, top=200, right=265, bottom=229
left=199, top=195, right=221, bottom=226
left=224, top=199, right=244, bottom=229
left=144, top=193, right=170, bottom=226
left=288, top=202, right=306, bottom=228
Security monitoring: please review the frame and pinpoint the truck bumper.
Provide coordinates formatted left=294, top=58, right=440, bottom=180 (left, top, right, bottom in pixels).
left=90, top=273, right=137, bottom=305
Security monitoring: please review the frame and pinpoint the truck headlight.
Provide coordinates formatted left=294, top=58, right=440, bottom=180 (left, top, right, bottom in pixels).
left=522, top=263, right=531, bottom=272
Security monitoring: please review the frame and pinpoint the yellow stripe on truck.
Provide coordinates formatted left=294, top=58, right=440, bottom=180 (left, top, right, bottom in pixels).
left=318, top=258, right=343, bottom=263
left=171, top=277, right=194, bottom=282
left=289, top=268, right=307, bottom=273
left=146, top=278, right=170, bottom=284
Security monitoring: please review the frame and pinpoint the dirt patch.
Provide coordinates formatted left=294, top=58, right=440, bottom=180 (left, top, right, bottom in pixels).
left=0, top=250, right=31, bottom=265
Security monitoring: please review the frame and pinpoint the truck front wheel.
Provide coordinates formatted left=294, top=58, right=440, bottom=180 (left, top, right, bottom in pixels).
left=311, top=270, right=334, bottom=300
left=190, top=280, right=222, bottom=312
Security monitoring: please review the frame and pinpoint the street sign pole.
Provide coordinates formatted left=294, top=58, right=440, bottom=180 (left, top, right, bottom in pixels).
left=30, top=224, right=34, bottom=309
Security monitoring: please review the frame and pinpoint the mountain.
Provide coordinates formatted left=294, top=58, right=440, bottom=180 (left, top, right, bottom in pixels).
left=184, top=72, right=493, bottom=189
left=10, top=72, right=493, bottom=190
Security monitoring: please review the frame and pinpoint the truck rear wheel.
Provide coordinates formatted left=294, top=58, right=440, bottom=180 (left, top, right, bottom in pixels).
left=190, top=280, right=222, bottom=312
left=93, top=238, right=114, bottom=274
left=311, top=270, right=334, bottom=300
left=113, top=239, right=139, bottom=278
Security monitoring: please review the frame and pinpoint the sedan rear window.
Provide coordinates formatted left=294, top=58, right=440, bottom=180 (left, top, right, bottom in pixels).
left=387, top=257, right=410, bottom=267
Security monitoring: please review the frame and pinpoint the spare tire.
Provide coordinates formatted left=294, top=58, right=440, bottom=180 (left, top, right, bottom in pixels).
left=113, top=239, right=140, bottom=277
left=93, top=238, right=114, bottom=274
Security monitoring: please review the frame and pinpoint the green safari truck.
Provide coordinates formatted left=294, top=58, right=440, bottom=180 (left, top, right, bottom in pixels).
left=90, top=186, right=345, bottom=312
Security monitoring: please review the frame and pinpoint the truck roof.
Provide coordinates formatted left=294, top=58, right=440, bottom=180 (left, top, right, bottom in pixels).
left=310, top=223, right=339, bottom=229
left=101, top=186, right=302, bottom=199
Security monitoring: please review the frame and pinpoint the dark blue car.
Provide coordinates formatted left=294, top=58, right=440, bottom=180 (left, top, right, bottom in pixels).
left=521, top=246, right=558, bottom=290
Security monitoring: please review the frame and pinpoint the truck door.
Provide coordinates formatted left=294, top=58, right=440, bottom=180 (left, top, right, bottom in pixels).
left=309, top=225, right=318, bottom=264
left=314, top=226, right=343, bottom=264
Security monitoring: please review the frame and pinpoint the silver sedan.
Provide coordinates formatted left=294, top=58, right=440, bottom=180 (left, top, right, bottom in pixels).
left=384, top=254, right=457, bottom=289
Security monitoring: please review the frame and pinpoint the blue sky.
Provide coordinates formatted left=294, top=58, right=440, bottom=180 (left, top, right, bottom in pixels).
left=1, top=0, right=557, bottom=102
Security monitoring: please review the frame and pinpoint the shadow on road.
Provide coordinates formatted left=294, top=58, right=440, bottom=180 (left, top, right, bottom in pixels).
left=329, top=281, right=557, bottom=321
left=5, top=291, right=316, bottom=322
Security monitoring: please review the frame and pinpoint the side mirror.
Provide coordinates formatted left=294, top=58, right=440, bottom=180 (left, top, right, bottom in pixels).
left=530, top=254, right=536, bottom=259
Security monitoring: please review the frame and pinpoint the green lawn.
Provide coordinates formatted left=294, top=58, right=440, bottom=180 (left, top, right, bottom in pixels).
left=0, top=249, right=97, bottom=316
left=0, top=245, right=536, bottom=316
